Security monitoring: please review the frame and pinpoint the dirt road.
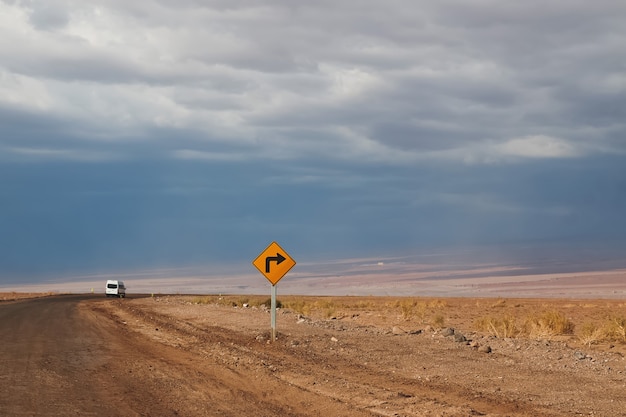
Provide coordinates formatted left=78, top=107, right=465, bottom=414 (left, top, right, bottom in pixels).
left=0, top=295, right=118, bottom=415
left=1, top=295, right=625, bottom=416
left=0, top=294, right=183, bottom=416
left=1, top=295, right=380, bottom=416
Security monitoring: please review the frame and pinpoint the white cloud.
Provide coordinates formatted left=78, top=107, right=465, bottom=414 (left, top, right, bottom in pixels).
left=321, top=64, right=383, bottom=99
left=173, top=149, right=246, bottom=162
left=496, top=135, right=580, bottom=158
left=421, top=192, right=574, bottom=216
left=0, top=71, right=54, bottom=111
left=410, top=135, right=583, bottom=165
left=4, top=146, right=121, bottom=162
left=0, top=0, right=624, bottom=166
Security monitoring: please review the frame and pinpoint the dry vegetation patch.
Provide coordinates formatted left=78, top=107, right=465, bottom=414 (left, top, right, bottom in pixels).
left=155, top=294, right=626, bottom=353
left=469, top=299, right=626, bottom=351
left=0, top=292, right=57, bottom=301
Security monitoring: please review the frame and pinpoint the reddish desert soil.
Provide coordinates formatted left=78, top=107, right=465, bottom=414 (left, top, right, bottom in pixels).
left=2, top=293, right=626, bottom=416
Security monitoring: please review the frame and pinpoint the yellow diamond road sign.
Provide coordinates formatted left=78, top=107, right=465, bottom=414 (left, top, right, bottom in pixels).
left=252, top=241, right=296, bottom=285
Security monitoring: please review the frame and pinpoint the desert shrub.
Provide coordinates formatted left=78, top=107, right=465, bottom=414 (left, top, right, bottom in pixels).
left=236, top=297, right=250, bottom=306
left=298, top=299, right=335, bottom=318
left=491, top=298, right=507, bottom=308
left=283, top=299, right=311, bottom=315
left=191, top=296, right=214, bottom=304
left=605, top=316, right=626, bottom=342
left=399, top=299, right=416, bottom=320
left=216, top=296, right=235, bottom=307
left=345, top=300, right=375, bottom=309
left=323, top=305, right=336, bottom=319
left=474, top=317, right=491, bottom=334
left=429, top=299, right=448, bottom=309
left=474, top=314, right=518, bottom=338
left=315, top=299, right=335, bottom=310
left=415, top=302, right=428, bottom=322
left=259, top=297, right=282, bottom=308
left=523, top=311, right=574, bottom=338
left=578, top=322, right=605, bottom=347
left=391, top=299, right=430, bottom=320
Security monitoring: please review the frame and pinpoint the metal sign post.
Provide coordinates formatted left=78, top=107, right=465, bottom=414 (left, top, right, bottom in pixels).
left=252, top=241, right=296, bottom=342
left=271, top=284, right=277, bottom=341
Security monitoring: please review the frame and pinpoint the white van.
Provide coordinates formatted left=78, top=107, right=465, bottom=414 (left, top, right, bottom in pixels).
left=105, top=280, right=126, bottom=298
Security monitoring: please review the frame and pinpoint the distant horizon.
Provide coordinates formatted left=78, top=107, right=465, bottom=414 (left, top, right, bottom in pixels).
left=3, top=240, right=626, bottom=299
left=3, top=238, right=626, bottom=284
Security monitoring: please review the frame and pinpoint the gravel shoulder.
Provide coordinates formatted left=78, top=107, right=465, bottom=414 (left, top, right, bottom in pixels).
left=89, top=295, right=626, bottom=417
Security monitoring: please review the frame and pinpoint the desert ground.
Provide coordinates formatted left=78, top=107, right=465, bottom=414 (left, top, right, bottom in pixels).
left=1, top=290, right=625, bottom=416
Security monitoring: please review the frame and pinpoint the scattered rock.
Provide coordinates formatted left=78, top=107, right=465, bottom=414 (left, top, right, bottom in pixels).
left=453, top=332, right=467, bottom=343
left=392, top=326, right=407, bottom=335
left=331, top=337, right=339, bottom=343
left=442, top=327, right=455, bottom=337
left=478, top=345, right=492, bottom=354
left=441, top=327, right=466, bottom=343
left=574, top=351, right=587, bottom=360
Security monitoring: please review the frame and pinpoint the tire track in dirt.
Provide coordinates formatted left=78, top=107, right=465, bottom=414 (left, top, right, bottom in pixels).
left=86, top=299, right=380, bottom=417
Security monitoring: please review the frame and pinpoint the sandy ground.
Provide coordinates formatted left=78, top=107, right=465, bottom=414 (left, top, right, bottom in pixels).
left=2, top=292, right=626, bottom=416
left=102, top=294, right=626, bottom=416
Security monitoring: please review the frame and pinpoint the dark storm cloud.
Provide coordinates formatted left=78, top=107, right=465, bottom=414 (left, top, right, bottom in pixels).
left=1, top=0, right=625, bottom=282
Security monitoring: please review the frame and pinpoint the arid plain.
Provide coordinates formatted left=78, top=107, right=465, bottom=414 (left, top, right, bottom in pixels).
left=3, top=247, right=626, bottom=416
left=2, top=274, right=626, bottom=416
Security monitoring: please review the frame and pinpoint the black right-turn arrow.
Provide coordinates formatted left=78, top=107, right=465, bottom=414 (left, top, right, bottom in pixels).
left=265, top=253, right=286, bottom=273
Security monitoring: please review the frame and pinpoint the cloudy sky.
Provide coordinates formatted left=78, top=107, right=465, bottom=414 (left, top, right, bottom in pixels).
left=1, top=0, right=625, bottom=284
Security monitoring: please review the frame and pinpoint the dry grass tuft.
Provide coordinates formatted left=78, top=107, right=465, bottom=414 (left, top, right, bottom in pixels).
left=429, top=299, right=449, bottom=309
left=394, top=299, right=447, bottom=322
left=398, top=300, right=415, bottom=320
left=491, top=298, right=507, bottom=308
left=474, top=314, right=518, bottom=338
left=190, top=295, right=214, bottom=305
left=474, top=310, right=575, bottom=340
left=523, top=311, right=574, bottom=339
left=578, top=322, right=605, bottom=347
left=283, top=299, right=311, bottom=316
left=605, top=316, right=626, bottom=342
